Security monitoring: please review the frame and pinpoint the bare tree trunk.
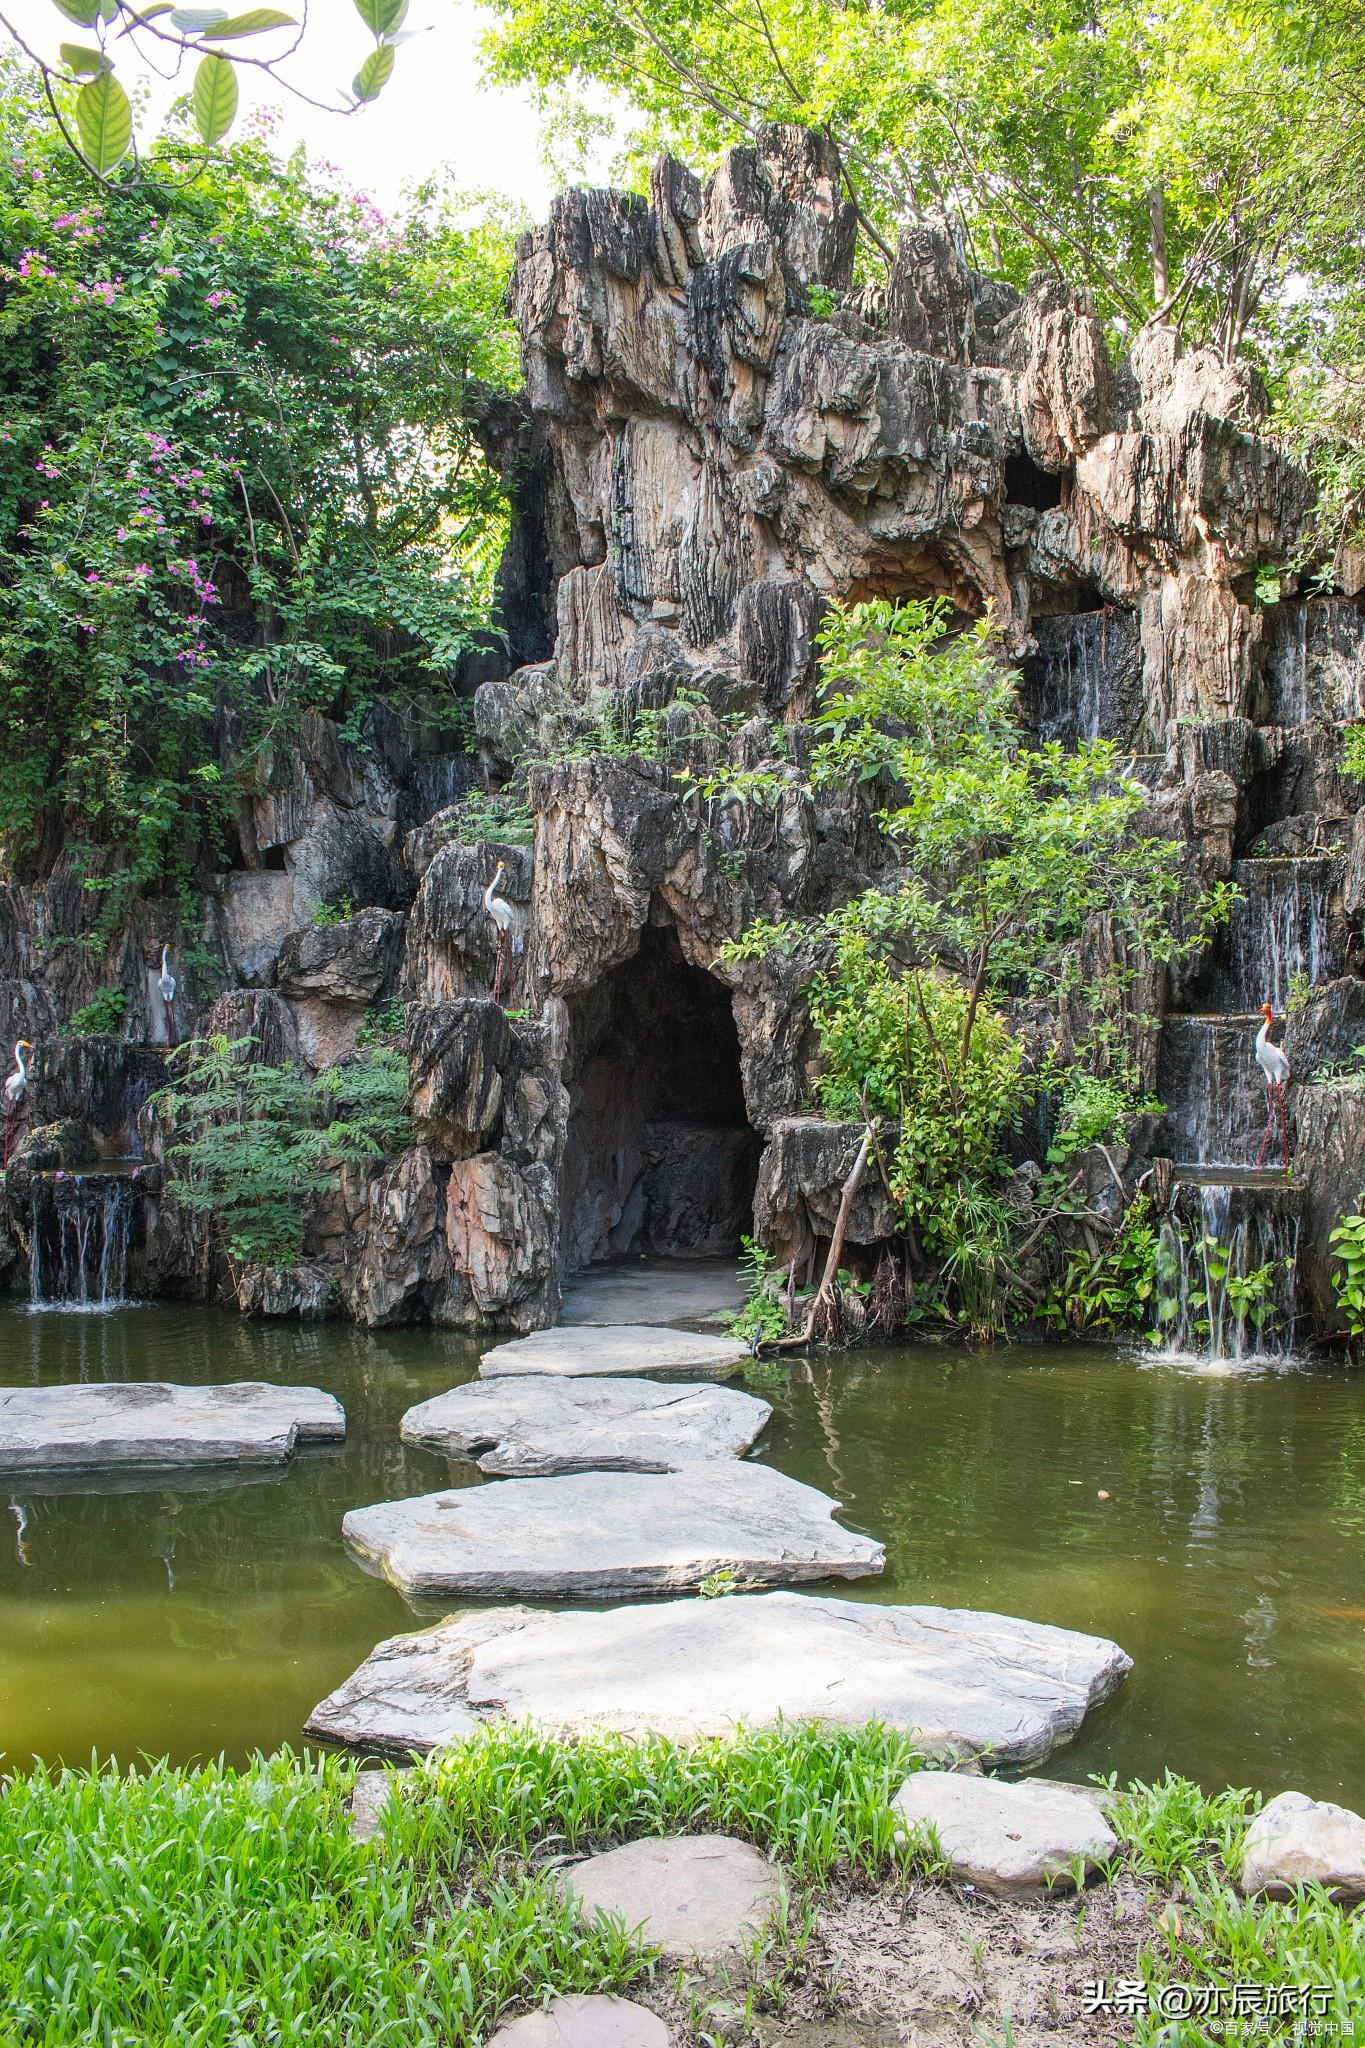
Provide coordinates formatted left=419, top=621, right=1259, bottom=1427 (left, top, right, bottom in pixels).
left=1148, top=182, right=1169, bottom=316
left=772, top=1125, right=875, bottom=1350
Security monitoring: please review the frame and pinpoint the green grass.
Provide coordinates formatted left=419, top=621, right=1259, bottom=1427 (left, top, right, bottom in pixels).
left=400, top=1719, right=918, bottom=1880
left=3, top=1737, right=1362, bottom=2048
left=0, top=1748, right=646, bottom=2048
left=0, top=1724, right=915, bottom=2047
left=1105, top=1772, right=1365, bottom=2046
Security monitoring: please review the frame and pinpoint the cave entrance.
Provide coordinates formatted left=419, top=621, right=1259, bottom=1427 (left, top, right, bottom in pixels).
left=560, top=925, right=761, bottom=1272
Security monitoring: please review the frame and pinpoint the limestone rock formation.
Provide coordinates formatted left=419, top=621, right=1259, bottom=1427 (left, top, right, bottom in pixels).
left=4, top=120, right=1362, bottom=1345
left=892, top=1771, right=1119, bottom=1896
left=1239, top=1790, right=1365, bottom=1900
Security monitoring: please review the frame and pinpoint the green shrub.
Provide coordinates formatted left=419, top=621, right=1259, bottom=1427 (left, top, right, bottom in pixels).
left=150, top=1035, right=410, bottom=1277
left=61, top=987, right=128, bottom=1037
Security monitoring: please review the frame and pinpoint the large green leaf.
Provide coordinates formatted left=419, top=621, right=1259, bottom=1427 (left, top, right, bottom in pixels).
left=199, top=9, right=295, bottom=38
left=352, top=42, right=395, bottom=101
left=48, top=0, right=102, bottom=27
left=352, top=0, right=406, bottom=38
left=191, top=51, right=238, bottom=143
left=170, top=7, right=229, bottom=29
left=60, top=41, right=108, bottom=75
left=74, top=68, right=132, bottom=172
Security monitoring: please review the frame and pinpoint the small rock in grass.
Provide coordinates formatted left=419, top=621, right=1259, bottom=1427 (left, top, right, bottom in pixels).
left=348, top=1768, right=402, bottom=1844
left=892, top=1770, right=1119, bottom=1897
left=562, top=1834, right=785, bottom=1961
left=1239, top=1790, right=1365, bottom=1900
left=487, top=1995, right=670, bottom=2048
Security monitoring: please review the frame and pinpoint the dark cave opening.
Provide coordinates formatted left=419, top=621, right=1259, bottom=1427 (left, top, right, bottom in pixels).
left=560, top=925, right=761, bottom=1271
left=1004, top=452, right=1065, bottom=511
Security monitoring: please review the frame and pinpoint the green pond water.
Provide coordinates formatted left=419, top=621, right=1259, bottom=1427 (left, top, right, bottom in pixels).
left=2, top=1301, right=1364, bottom=1805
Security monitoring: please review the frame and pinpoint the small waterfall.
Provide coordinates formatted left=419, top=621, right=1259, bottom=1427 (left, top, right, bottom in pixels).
left=1203, top=857, right=1342, bottom=1012
left=27, top=1171, right=136, bottom=1311
left=1027, top=608, right=1143, bottom=748
left=1154, top=1183, right=1300, bottom=1365
left=1159, top=1017, right=1274, bottom=1170
left=1262, top=597, right=1365, bottom=726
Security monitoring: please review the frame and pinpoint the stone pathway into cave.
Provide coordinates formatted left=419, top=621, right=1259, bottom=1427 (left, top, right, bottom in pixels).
left=559, top=1258, right=746, bottom=1329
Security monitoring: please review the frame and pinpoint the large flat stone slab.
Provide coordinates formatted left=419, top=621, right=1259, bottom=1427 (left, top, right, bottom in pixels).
left=1239, top=1790, right=1365, bottom=1900
left=563, top=1834, right=784, bottom=1960
left=892, top=1771, right=1119, bottom=1896
left=481, top=1324, right=749, bottom=1379
left=400, top=1376, right=770, bottom=1475
left=0, top=1381, right=345, bottom=1473
left=342, top=1464, right=881, bottom=1599
left=561, top=1259, right=745, bottom=1328
left=487, top=1997, right=669, bottom=2048
left=305, top=1591, right=1132, bottom=1765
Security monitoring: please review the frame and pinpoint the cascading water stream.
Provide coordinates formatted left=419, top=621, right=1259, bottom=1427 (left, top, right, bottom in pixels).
left=27, top=1171, right=136, bottom=1311
left=1200, top=857, right=1342, bottom=1013
left=1029, top=608, right=1143, bottom=747
left=1154, top=1183, right=1300, bottom=1366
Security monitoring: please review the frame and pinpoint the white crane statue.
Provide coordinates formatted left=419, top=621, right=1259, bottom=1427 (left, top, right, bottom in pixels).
left=483, top=862, right=518, bottom=1005
left=2, top=1038, right=33, bottom=1168
left=158, top=945, right=178, bottom=1046
left=1255, top=1001, right=1291, bottom=1174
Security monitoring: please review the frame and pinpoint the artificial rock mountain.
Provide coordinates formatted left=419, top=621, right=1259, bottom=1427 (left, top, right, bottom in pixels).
left=3, top=125, right=1362, bottom=1338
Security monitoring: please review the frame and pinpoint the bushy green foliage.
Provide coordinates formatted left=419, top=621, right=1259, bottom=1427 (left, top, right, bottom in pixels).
left=1328, top=1206, right=1365, bottom=1340
left=1046, top=1192, right=1159, bottom=1335
left=59, top=985, right=127, bottom=1036
left=725, top=1233, right=790, bottom=1347
left=150, top=1034, right=410, bottom=1275
left=0, top=67, right=515, bottom=915
left=723, top=598, right=1223, bottom=1335
left=442, top=787, right=538, bottom=847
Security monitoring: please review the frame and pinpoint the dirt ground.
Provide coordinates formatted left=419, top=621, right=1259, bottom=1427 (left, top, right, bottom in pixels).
left=639, top=1872, right=1158, bottom=2048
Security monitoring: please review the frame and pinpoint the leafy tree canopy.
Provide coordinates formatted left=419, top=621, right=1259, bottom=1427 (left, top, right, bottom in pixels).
left=483, top=0, right=1365, bottom=373
left=0, top=0, right=412, bottom=179
left=0, top=61, right=517, bottom=913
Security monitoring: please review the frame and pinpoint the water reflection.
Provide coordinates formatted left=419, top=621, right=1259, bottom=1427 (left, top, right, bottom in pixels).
left=1, top=1307, right=1362, bottom=1807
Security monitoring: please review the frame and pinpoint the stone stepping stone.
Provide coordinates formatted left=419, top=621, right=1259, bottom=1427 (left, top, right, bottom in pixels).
left=400, top=1376, right=771, bottom=1475
left=0, top=1381, right=345, bottom=1473
left=1239, top=1790, right=1365, bottom=1899
left=560, top=1259, right=745, bottom=1329
left=563, top=1834, right=784, bottom=1961
left=305, top=1590, right=1131, bottom=1764
left=342, top=1463, right=881, bottom=1600
left=891, top=1770, right=1119, bottom=1896
left=480, top=1325, right=748, bottom=1380
left=487, top=1997, right=668, bottom=2048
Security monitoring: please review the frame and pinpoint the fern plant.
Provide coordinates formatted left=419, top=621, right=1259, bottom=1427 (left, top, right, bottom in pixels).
left=150, top=1036, right=410, bottom=1281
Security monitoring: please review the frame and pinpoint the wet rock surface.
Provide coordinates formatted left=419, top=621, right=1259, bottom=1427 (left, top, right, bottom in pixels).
left=0, top=1381, right=345, bottom=1471
left=341, top=1464, right=883, bottom=1599
left=304, top=1591, right=1130, bottom=1761
left=400, top=1375, right=770, bottom=1474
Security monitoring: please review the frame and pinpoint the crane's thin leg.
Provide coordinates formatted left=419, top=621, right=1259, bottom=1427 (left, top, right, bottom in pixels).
left=1257, top=1084, right=1276, bottom=1170
left=494, top=933, right=508, bottom=1005
left=165, top=998, right=176, bottom=1048
left=1277, top=1081, right=1291, bottom=1174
